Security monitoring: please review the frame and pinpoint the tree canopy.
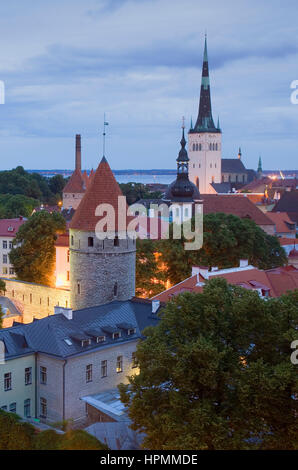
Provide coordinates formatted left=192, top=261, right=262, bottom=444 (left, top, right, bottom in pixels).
left=136, top=239, right=166, bottom=297
left=120, top=278, right=298, bottom=450
left=0, top=410, right=107, bottom=450
left=9, top=211, right=66, bottom=286
left=119, top=182, right=162, bottom=205
left=157, top=213, right=287, bottom=285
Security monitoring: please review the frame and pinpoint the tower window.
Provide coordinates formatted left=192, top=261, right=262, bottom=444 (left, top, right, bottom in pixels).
left=199, top=143, right=202, bottom=151
left=209, top=143, right=212, bottom=150
left=71, top=236, right=74, bottom=246
left=88, top=237, right=94, bottom=247
left=77, top=282, right=81, bottom=295
left=210, top=163, right=212, bottom=168
left=192, top=143, right=195, bottom=151
left=195, top=143, right=199, bottom=151
left=114, top=236, right=119, bottom=247
left=215, top=143, right=218, bottom=151
left=193, top=164, right=195, bottom=168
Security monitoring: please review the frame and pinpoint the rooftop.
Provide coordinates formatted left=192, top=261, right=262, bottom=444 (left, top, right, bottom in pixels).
left=0, top=217, right=26, bottom=238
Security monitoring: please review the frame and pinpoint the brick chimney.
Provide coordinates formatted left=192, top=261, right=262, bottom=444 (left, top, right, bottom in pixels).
left=75, top=134, right=81, bottom=171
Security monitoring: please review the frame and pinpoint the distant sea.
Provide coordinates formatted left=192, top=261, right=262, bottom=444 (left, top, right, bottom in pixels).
left=28, top=169, right=176, bottom=185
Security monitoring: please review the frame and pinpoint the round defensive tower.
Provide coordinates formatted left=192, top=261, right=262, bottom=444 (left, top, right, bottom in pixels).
left=69, top=156, right=136, bottom=311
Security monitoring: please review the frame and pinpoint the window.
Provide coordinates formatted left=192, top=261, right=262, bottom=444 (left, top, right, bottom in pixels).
left=128, top=328, right=136, bottom=336
left=113, top=282, right=118, bottom=297
left=1, top=406, right=7, bottom=411
left=47, top=297, right=50, bottom=307
left=116, top=356, right=123, bottom=373
left=101, top=360, right=107, bottom=378
left=4, top=373, right=12, bottom=391
left=184, top=208, right=189, bottom=218
left=112, top=332, right=121, bottom=340
left=199, top=143, right=202, bottom=151
left=2, top=267, right=7, bottom=275
left=88, top=237, right=94, bottom=247
left=9, top=241, right=12, bottom=250
left=196, top=143, right=199, bottom=151
left=9, top=402, right=16, bottom=414
left=175, top=208, right=179, bottom=217
left=3, top=255, right=7, bottom=264
left=71, top=236, right=74, bottom=246
left=67, top=271, right=70, bottom=281
left=40, top=397, right=47, bottom=418
left=30, top=294, right=32, bottom=304
left=192, top=143, right=195, bottom=151
left=9, top=268, right=14, bottom=275
left=132, top=352, right=138, bottom=369
left=96, top=336, right=105, bottom=343
left=193, top=164, right=195, bottom=168
left=67, top=250, right=70, bottom=263
left=81, top=339, right=91, bottom=347
left=40, top=366, right=47, bottom=385
left=24, top=399, right=31, bottom=418
left=77, top=282, right=81, bottom=295
left=86, top=364, right=93, bottom=383
left=25, top=367, right=32, bottom=386
left=2, top=241, right=7, bottom=249
left=114, top=236, right=119, bottom=247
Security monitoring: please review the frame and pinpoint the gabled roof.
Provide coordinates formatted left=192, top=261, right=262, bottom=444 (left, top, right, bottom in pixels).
left=0, top=217, right=26, bottom=238
left=221, top=159, right=247, bottom=173
left=201, top=194, right=274, bottom=225
left=63, top=169, right=86, bottom=194
left=69, top=157, right=133, bottom=232
left=273, top=190, right=298, bottom=213
left=266, top=212, right=296, bottom=233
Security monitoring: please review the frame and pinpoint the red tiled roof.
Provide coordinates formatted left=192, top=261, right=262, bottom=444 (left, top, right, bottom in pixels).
left=69, top=157, right=133, bottom=232
left=55, top=231, right=69, bottom=247
left=63, top=169, right=86, bottom=194
left=153, top=265, right=298, bottom=302
left=265, top=212, right=296, bottom=233
left=201, top=194, right=274, bottom=225
left=0, top=217, right=26, bottom=238
left=278, top=237, right=297, bottom=246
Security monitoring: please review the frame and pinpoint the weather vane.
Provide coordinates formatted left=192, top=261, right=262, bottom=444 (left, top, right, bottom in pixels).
left=102, top=113, right=109, bottom=157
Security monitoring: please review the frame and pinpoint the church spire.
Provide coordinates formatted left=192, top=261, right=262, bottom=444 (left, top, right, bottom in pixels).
left=192, top=36, right=219, bottom=134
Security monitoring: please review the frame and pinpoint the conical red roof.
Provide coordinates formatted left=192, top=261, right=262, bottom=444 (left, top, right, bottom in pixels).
left=69, top=157, right=132, bottom=232
left=63, top=169, right=86, bottom=193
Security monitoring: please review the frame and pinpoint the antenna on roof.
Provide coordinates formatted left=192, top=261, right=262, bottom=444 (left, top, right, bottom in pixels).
left=102, top=113, right=109, bottom=158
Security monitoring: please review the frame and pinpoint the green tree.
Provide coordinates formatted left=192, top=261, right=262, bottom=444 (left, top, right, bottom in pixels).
left=120, top=279, right=298, bottom=450
left=158, top=213, right=287, bottom=285
left=59, top=430, right=108, bottom=450
left=9, top=211, right=66, bottom=286
left=0, top=194, right=38, bottom=218
left=136, top=239, right=166, bottom=297
left=0, top=410, right=35, bottom=450
left=48, top=174, right=66, bottom=197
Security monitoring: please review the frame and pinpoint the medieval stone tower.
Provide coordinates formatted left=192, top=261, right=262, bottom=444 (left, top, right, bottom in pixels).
left=188, top=36, right=222, bottom=194
left=69, top=156, right=136, bottom=311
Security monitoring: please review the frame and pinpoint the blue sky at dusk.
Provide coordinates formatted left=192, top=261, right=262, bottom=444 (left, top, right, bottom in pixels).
left=0, top=0, right=297, bottom=171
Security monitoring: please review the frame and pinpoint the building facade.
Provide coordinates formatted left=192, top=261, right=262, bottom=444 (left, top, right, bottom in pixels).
left=0, top=218, right=26, bottom=279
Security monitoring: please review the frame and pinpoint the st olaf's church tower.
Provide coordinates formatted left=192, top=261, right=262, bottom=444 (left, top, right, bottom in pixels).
left=188, top=36, right=222, bottom=194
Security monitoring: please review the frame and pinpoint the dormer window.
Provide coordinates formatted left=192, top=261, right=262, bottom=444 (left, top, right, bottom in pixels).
left=96, top=336, right=106, bottom=343
left=81, top=339, right=91, bottom=347
left=128, top=328, right=136, bottom=336
left=113, top=332, right=121, bottom=340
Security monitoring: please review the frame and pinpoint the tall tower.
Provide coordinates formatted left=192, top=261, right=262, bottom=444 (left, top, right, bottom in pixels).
left=188, top=36, right=222, bottom=194
left=62, top=134, right=86, bottom=210
left=69, top=156, right=136, bottom=311
left=257, top=156, right=263, bottom=179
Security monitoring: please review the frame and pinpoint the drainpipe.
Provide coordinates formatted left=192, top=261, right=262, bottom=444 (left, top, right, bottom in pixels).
left=62, top=360, right=67, bottom=421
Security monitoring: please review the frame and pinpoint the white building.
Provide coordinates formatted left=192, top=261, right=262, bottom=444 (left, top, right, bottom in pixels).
left=0, top=217, right=26, bottom=278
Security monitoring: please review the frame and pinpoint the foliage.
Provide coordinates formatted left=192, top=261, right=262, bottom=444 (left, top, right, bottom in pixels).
left=0, top=279, right=6, bottom=295
left=0, top=166, right=68, bottom=210
left=0, top=410, right=107, bottom=450
left=158, top=213, right=288, bottom=285
left=119, top=182, right=162, bottom=205
left=0, top=194, right=38, bottom=218
left=0, top=410, right=36, bottom=450
left=9, top=211, right=66, bottom=286
left=136, top=239, right=166, bottom=297
left=0, top=305, right=3, bottom=329
left=120, top=279, right=298, bottom=450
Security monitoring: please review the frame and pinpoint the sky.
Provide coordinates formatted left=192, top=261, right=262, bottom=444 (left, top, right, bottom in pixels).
left=0, top=0, right=298, bottom=171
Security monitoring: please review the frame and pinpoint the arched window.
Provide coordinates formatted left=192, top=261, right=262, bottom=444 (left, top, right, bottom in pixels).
left=114, top=236, right=119, bottom=247
left=192, top=143, right=195, bottom=151
left=193, top=164, right=195, bottom=168
left=71, top=235, right=74, bottom=246
left=210, top=163, right=212, bottom=168
left=215, top=143, right=218, bottom=151
left=199, top=143, right=202, bottom=151
left=196, top=143, right=199, bottom=151
left=209, top=143, right=212, bottom=150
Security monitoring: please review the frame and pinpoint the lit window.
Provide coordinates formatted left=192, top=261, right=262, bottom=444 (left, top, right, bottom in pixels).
left=116, top=356, right=123, bottom=373
left=2, top=267, right=7, bottom=275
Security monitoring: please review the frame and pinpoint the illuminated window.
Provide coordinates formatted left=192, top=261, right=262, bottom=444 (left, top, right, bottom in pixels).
left=116, top=356, right=123, bottom=373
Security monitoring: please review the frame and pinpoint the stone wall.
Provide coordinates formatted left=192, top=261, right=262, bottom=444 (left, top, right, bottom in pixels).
left=70, top=230, right=136, bottom=311
left=1, top=277, right=70, bottom=323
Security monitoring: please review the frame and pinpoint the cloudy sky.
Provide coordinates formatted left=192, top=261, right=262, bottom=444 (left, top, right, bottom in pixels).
left=0, top=0, right=297, bottom=171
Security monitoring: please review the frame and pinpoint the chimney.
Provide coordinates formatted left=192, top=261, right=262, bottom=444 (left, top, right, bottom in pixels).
left=239, top=259, right=249, bottom=268
left=192, top=266, right=209, bottom=279
left=54, top=306, right=73, bottom=320
left=152, top=300, right=160, bottom=314
left=75, top=134, right=81, bottom=171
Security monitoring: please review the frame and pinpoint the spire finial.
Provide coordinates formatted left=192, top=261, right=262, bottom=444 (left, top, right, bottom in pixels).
left=102, top=113, right=109, bottom=158
left=238, top=147, right=242, bottom=159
